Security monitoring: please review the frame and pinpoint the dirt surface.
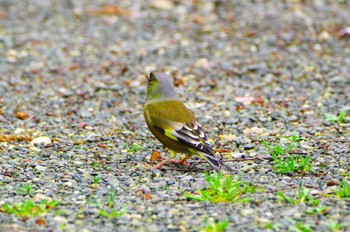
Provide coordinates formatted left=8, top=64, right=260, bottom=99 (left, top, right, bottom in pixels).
left=0, top=1, right=349, bottom=231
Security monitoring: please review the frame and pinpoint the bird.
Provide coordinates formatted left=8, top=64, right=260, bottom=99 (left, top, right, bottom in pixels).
left=144, top=72, right=232, bottom=172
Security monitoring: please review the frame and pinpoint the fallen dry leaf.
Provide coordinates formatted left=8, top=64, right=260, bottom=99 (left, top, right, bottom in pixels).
left=326, top=179, right=340, bottom=186
left=135, top=189, right=153, bottom=200
left=215, top=148, right=233, bottom=153
left=69, top=63, right=82, bottom=71
left=0, top=11, right=7, bottom=19
left=251, top=97, right=265, bottom=106
left=15, top=111, right=30, bottom=120
left=124, top=80, right=132, bottom=86
left=120, top=65, right=128, bottom=75
left=0, top=134, right=33, bottom=142
left=235, top=105, right=245, bottom=112
left=97, top=143, right=107, bottom=149
left=174, top=77, right=186, bottom=86
left=80, top=122, right=88, bottom=129
left=150, top=151, right=162, bottom=162
left=88, top=5, right=130, bottom=17
left=35, top=218, right=46, bottom=226
left=244, top=31, right=257, bottom=37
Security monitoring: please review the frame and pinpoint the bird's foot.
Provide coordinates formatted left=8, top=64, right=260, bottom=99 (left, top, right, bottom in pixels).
left=154, top=158, right=172, bottom=169
left=145, top=157, right=190, bottom=170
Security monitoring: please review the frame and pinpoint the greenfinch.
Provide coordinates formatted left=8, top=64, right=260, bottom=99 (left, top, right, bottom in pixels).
left=144, top=72, right=232, bottom=172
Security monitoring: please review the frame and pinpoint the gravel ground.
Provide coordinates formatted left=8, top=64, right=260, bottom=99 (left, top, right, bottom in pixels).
left=0, top=0, right=350, bottom=231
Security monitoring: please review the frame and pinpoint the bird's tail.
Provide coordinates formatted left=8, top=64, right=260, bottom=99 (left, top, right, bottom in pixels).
left=197, top=151, right=232, bottom=172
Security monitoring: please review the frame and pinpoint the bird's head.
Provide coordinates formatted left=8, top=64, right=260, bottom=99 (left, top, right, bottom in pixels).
left=146, top=72, right=178, bottom=101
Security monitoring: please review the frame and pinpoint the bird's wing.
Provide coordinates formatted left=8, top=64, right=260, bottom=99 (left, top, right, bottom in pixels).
left=153, top=119, right=215, bottom=155
left=146, top=100, right=215, bottom=155
left=153, top=119, right=232, bottom=172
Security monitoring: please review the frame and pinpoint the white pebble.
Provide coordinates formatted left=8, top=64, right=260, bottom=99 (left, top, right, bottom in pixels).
left=30, top=136, right=52, bottom=147
left=14, top=128, right=26, bottom=135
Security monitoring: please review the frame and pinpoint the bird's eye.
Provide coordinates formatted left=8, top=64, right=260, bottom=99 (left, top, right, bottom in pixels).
left=149, top=72, right=155, bottom=80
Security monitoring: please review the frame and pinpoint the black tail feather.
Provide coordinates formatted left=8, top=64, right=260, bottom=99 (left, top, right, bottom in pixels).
left=199, top=152, right=232, bottom=172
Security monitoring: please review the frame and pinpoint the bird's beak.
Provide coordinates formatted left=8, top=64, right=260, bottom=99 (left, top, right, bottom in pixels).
left=145, top=74, right=150, bottom=80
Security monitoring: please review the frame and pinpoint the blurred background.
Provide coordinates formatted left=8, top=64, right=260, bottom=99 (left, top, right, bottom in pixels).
left=0, top=1, right=349, bottom=231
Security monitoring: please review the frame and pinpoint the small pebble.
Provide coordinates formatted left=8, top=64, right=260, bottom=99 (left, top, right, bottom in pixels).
left=30, top=137, right=52, bottom=147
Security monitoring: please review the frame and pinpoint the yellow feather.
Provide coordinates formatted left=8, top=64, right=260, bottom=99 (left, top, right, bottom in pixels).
left=164, top=129, right=179, bottom=141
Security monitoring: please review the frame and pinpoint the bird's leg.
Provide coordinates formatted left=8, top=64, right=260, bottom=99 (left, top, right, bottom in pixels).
left=168, top=151, right=190, bottom=167
left=151, top=151, right=191, bottom=169
left=154, top=157, right=190, bottom=169
left=155, top=157, right=172, bottom=169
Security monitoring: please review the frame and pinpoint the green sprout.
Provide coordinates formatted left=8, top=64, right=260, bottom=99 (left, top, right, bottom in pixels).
left=288, top=219, right=314, bottom=232
left=0, top=199, right=60, bottom=218
left=98, top=207, right=126, bottom=219
left=262, top=222, right=283, bottom=231
left=106, top=188, right=118, bottom=208
left=304, top=206, right=329, bottom=215
left=128, top=143, right=142, bottom=154
left=272, top=154, right=312, bottom=174
left=97, top=188, right=126, bottom=219
left=277, top=188, right=319, bottom=206
left=325, top=110, right=350, bottom=123
left=264, top=141, right=311, bottom=174
left=285, top=135, right=307, bottom=142
left=18, top=184, right=35, bottom=197
left=326, top=221, right=348, bottom=232
left=263, top=142, right=295, bottom=156
left=200, top=219, right=229, bottom=232
left=335, top=180, right=350, bottom=198
left=185, top=172, right=256, bottom=203
left=93, top=176, right=101, bottom=184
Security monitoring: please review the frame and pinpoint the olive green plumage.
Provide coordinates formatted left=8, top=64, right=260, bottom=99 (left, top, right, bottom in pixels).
left=144, top=72, right=231, bottom=172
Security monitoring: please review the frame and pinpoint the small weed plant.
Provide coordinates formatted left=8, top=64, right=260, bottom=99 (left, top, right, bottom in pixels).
left=128, top=143, right=142, bottom=154
left=93, top=176, right=101, bottom=184
left=277, top=188, right=319, bottom=206
left=285, top=135, right=307, bottom=143
left=263, top=140, right=312, bottom=174
left=0, top=199, right=60, bottom=218
left=185, top=172, right=256, bottom=203
left=335, top=180, right=350, bottom=198
left=326, top=221, right=348, bottom=232
left=325, top=110, right=350, bottom=123
left=263, top=142, right=295, bottom=156
left=98, top=188, right=126, bottom=219
left=272, top=154, right=312, bottom=174
left=106, top=188, right=117, bottom=208
left=304, top=206, right=329, bottom=215
left=262, top=222, right=282, bottom=231
left=200, top=219, right=229, bottom=232
left=288, top=219, right=314, bottom=232
left=18, top=184, right=35, bottom=197
left=98, top=207, right=126, bottom=219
